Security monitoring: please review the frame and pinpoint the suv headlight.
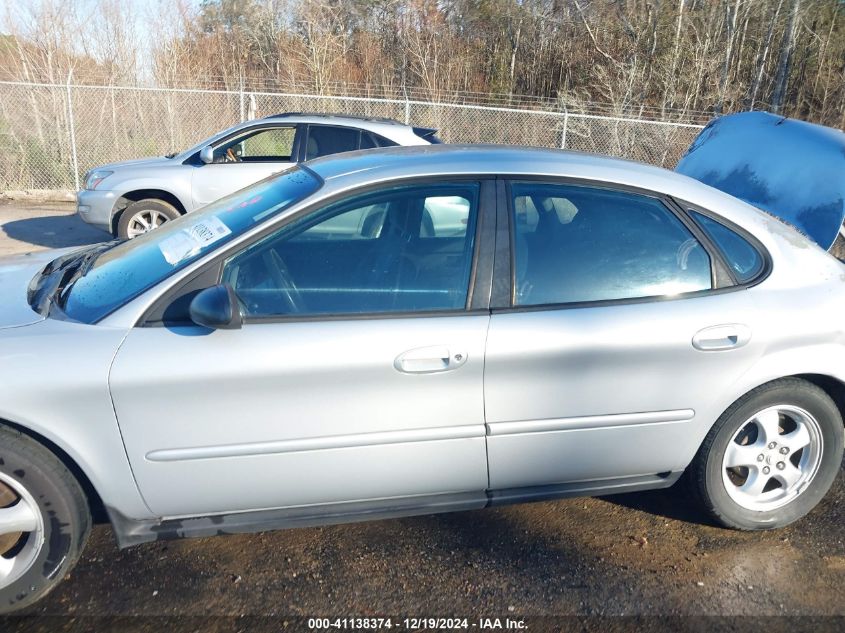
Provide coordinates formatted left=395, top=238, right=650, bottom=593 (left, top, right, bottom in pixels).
left=84, top=170, right=113, bottom=190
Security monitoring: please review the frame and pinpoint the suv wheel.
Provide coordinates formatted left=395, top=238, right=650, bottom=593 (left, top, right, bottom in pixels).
left=0, top=427, right=91, bottom=613
left=692, top=378, right=844, bottom=530
left=117, top=198, right=181, bottom=239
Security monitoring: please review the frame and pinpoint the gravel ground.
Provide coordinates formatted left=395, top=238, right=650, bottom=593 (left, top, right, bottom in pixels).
left=1, top=201, right=844, bottom=631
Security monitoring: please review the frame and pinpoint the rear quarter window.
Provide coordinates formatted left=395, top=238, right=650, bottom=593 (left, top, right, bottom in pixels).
left=691, top=211, right=765, bottom=283
left=360, top=131, right=399, bottom=149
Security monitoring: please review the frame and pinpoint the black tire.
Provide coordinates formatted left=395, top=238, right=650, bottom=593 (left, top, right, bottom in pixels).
left=0, top=426, right=91, bottom=613
left=116, top=198, right=181, bottom=239
left=691, top=378, right=844, bottom=530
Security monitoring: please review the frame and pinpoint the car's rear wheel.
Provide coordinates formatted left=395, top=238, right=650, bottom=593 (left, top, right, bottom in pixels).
left=692, top=378, right=844, bottom=530
left=117, top=198, right=181, bottom=239
left=0, top=427, right=90, bottom=613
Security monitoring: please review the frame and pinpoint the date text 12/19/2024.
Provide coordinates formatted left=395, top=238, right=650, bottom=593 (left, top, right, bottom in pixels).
left=307, top=617, right=528, bottom=630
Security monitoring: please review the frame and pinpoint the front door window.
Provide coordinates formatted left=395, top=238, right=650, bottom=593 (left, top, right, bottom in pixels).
left=213, top=126, right=296, bottom=163
left=222, top=183, right=480, bottom=317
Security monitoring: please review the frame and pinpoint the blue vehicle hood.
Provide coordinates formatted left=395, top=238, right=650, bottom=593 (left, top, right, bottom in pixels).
left=676, top=111, right=845, bottom=250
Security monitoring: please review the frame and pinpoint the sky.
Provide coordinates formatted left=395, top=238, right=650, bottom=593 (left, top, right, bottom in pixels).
left=0, top=0, right=203, bottom=78
left=0, top=0, right=200, bottom=38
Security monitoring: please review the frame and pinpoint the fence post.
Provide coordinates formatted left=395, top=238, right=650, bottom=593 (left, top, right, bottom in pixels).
left=404, top=92, right=410, bottom=125
left=239, top=79, right=246, bottom=122
left=560, top=109, right=569, bottom=149
left=65, top=71, right=80, bottom=191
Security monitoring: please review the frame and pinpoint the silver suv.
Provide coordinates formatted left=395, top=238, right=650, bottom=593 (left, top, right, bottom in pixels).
left=77, top=113, right=440, bottom=239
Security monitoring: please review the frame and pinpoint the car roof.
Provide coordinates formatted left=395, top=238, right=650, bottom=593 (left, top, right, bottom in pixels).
left=261, top=113, right=410, bottom=133
left=264, top=112, right=404, bottom=126
left=308, top=144, right=685, bottom=188
left=304, top=144, right=773, bottom=232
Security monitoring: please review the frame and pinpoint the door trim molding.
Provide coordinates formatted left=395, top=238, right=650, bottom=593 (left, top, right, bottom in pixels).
left=146, top=424, right=485, bottom=462
left=486, top=409, right=695, bottom=437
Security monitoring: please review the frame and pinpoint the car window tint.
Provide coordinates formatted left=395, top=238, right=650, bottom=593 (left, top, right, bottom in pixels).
left=359, top=131, right=398, bottom=149
left=359, top=132, right=376, bottom=150
left=305, top=126, right=361, bottom=160
left=223, top=183, right=480, bottom=317
left=691, top=211, right=764, bottom=283
left=293, top=203, right=389, bottom=241
left=511, top=182, right=711, bottom=305
left=423, top=196, right=471, bottom=237
left=213, top=127, right=295, bottom=163
left=513, top=195, right=539, bottom=232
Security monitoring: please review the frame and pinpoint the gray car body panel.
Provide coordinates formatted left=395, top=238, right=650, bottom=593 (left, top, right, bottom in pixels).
left=3, top=145, right=845, bottom=542
left=76, top=115, right=431, bottom=233
left=0, top=318, right=152, bottom=520
left=484, top=291, right=762, bottom=489
left=0, top=250, right=152, bottom=519
left=0, top=251, right=53, bottom=329
left=108, top=316, right=491, bottom=517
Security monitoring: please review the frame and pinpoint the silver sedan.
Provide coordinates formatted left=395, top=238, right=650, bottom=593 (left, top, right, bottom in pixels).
left=76, top=113, right=436, bottom=239
left=1, top=145, right=844, bottom=611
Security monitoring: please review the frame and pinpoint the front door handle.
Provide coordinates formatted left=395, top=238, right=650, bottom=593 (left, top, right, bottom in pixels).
left=394, top=346, right=468, bottom=374
left=692, top=324, right=751, bottom=351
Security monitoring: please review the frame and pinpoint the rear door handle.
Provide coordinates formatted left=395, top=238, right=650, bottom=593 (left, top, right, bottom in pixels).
left=692, top=324, right=751, bottom=351
left=394, top=346, right=468, bottom=374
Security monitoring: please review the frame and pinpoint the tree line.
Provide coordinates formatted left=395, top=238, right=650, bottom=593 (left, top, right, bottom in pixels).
left=2, top=0, right=844, bottom=125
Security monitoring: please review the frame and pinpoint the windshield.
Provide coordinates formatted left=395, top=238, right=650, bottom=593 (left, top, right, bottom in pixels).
left=59, top=166, right=321, bottom=323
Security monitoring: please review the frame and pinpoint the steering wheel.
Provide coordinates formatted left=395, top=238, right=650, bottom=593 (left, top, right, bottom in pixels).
left=262, top=249, right=304, bottom=313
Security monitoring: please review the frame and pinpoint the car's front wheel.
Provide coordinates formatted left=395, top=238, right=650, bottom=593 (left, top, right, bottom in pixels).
left=0, top=427, right=91, bottom=613
left=692, top=378, right=844, bottom=530
left=117, top=198, right=181, bottom=239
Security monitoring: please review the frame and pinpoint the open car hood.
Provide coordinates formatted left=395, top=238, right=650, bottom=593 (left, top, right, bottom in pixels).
left=676, top=111, right=845, bottom=250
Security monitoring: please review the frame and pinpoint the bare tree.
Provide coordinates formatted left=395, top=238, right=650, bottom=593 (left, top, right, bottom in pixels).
left=771, top=0, right=802, bottom=113
left=3, top=0, right=845, bottom=127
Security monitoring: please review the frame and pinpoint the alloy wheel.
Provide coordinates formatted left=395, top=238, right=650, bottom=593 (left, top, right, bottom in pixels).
left=126, top=209, right=171, bottom=237
left=0, top=475, right=45, bottom=590
left=722, top=405, right=823, bottom=512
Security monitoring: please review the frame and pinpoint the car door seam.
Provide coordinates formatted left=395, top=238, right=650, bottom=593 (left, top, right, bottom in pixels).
left=106, top=327, right=158, bottom=517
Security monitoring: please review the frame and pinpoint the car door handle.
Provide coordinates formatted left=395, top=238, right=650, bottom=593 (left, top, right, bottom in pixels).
left=692, top=324, right=751, bottom=351
left=394, top=346, right=468, bottom=374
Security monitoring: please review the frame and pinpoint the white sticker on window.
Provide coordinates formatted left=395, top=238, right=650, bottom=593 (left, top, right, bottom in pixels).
left=158, top=216, right=232, bottom=265
left=185, top=216, right=231, bottom=245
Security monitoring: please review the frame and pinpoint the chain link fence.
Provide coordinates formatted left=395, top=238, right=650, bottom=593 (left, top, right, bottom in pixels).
left=0, top=80, right=705, bottom=193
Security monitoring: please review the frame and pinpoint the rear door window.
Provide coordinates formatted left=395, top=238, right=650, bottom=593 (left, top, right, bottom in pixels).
left=510, top=182, right=712, bottom=305
left=305, top=126, right=362, bottom=160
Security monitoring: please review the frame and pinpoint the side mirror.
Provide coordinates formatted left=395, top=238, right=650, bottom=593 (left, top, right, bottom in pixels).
left=199, top=145, right=214, bottom=164
left=189, top=284, right=243, bottom=330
